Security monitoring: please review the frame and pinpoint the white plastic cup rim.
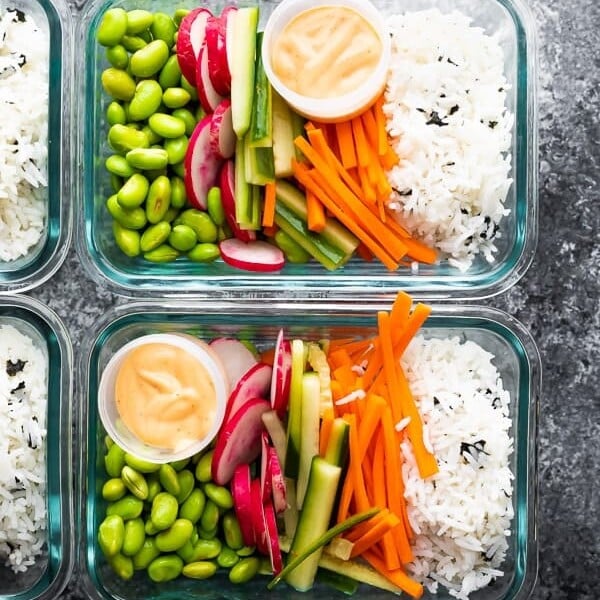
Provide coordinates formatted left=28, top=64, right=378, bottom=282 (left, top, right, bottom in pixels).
left=97, top=333, right=228, bottom=464
left=261, top=0, right=391, bottom=122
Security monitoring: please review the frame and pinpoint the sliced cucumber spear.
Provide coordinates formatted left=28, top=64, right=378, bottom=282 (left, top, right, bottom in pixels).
left=284, top=339, right=305, bottom=479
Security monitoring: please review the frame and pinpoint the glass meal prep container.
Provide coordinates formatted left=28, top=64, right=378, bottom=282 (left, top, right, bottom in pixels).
left=0, top=295, right=73, bottom=600
left=79, top=301, right=539, bottom=600
left=76, top=0, right=537, bottom=300
left=0, top=0, right=72, bottom=294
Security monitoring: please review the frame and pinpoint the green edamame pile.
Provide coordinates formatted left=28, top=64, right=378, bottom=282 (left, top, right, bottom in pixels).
left=99, top=436, right=263, bottom=584
left=97, top=8, right=230, bottom=263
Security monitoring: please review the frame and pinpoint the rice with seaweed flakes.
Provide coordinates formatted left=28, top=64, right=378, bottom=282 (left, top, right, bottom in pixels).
left=0, top=8, right=48, bottom=262
left=401, top=336, right=513, bottom=599
left=384, top=10, right=513, bottom=271
left=0, top=324, right=48, bottom=572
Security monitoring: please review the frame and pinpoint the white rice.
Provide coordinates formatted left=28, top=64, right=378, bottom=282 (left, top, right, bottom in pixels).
left=0, top=324, right=48, bottom=573
left=384, top=10, right=513, bottom=271
left=401, top=336, right=513, bottom=599
left=0, top=9, right=48, bottom=262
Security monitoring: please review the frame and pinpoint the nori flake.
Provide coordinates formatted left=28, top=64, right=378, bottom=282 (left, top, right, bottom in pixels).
left=6, top=358, right=26, bottom=376
left=460, top=439, right=489, bottom=463
left=10, top=380, right=26, bottom=394
left=7, top=8, right=26, bottom=22
left=426, top=111, right=448, bottom=127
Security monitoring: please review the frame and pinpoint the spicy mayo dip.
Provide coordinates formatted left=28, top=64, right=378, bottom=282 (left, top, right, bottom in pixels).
left=271, top=5, right=383, bottom=99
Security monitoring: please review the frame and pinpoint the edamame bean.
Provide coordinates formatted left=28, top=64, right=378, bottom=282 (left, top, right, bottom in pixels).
left=117, top=173, right=149, bottom=209
left=144, top=244, right=179, bottom=263
left=106, top=44, right=129, bottom=69
left=122, top=517, right=146, bottom=557
left=108, top=124, right=149, bottom=154
left=140, top=221, right=171, bottom=252
left=159, top=464, right=180, bottom=496
left=124, top=453, right=161, bottom=473
left=217, top=546, right=240, bottom=568
left=147, top=555, right=184, bottom=583
left=106, top=154, right=135, bottom=178
left=146, top=474, right=162, bottom=503
left=179, top=209, right=217, bottom=243
left=132, top=537, right=160, bottom=570
left=179, top=488, right=205, bottom=524
left=176, top=539, right=196, bottom=563
left=101, top=68, right=136, bottom=101
left=140, top=125, right=162, bottom=146
left=107, top=196, right=147, bottom=229
left=198, top=526, right=218, bottom=540
left=207, top=187, right=225, bottom=226
left=169, top=224, right=197, bottom=252
left=192, top=538, right=221, bottom=560
left=187, top=243, right=219, bottom=263
left=128, top=80, right=163, bottom=122
left=229, top=557, right=260, bottom=584
left=194, top=450, right=213, bottom=483
left=109, top=553, right=134, bottom=580
left=146, top=175, right=171, bottom=223
left=150, top=13, right=176, bottom=48
left=203, top=483, right=233, bottom=510
left=107, top=495, right=144, bottom=520
left=274, top=230, right=310, bottom=263
left=102, top=478, right=127, bottom=502
left=236, top=545, right=256, bottom=557
left=176, top=470, right=195, bottom=504
left=104, top=435, right=114, bottom=450
left=121, top=465, right=149, bottom=500
left=155, top=518, right=194, bottom=552
left=121, top=34, right=147, bottom=52
left=222, top=512, right=244, bottom=550
left=138, top=28, right=152, bottom=43
left=145, top=519, right=160, bottom=536
left=104, top=443, right=125, bottom=477
left=169, top=176, right=187, bottom=209
left=200, top=499, right=220, bottom=532
left=173, top=8, right=190, bottom=26
left=130, top=39, right=169, bottom=78
left=163, top=87, right=191, bottom=109
left=106, top=101, right=127, bottom=126
left=180, top=75, right=198, bottom=102
left=126, top=148, right=169, bottom=171
left=98, top=514, right=125, bottom=558
left=97, top=8, right=127, bottom=47
left=151, top=492, right=179, bottom=530
left=125, top=9, right=153, bottom=35
left=164, top=135, right=188, bottom=165
left=148, top=113, right=186, bottom=139
left=158, top=55, right=182, bottom=90
left=171, top=108, right=196, bottom=136
left=110, top=173, right=123, bottom=193
left=162, top=207, right=180, bottom=223
left=171, top=161, right=185, bottom=178
left=182, top=561, right=217, bottom=580
left=112, top=222, right=141, bottom=257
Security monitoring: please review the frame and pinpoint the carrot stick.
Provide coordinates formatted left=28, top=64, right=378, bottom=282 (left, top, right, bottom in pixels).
left=335, top=121, right=357, bottom=169
left=345, top=413, right=370, bottom=512
left=260, top=346, right=275, bottom=366
left=392, top=303, right=432, bottom=356
left=357, top=394, right=386, bottom=460
left=328, top=348, right=353, bottom=371
left=361, top=107, right=379, bottom=151
left=378, top=311, right=404, bottom=424
left=319, top=410, right=334, bottom=457
left=358, top=165, right=376, bottom=204
left=262, top=182, right=276, bottom=228
left=306, top=189, right=326, bottom=233
left=356, top=242, right=374, bottom=262
left=345, top=509, right=390, bottom=543
left=350, top=511, right=401, bottom=558
left=390, top=291, right=412, bottom=331
left=363, top=551, right=424, bottom=599
left=262, top=224, right=278, bottom=238
left=351, top=117, right=370, bottom=168
left=337, top=473, right=354, bottom=523
left=374, top=96, right=389, bottom=157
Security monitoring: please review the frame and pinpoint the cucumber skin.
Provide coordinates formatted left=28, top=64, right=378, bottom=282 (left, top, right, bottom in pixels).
left=249, top=32, right=272, bottom=147
left=285, top=339, right=305, bottom=479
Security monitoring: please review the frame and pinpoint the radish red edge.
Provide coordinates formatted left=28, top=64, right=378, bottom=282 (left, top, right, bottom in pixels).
left=250, top=478, right=269, bottom=555
left=209, top=99, right=236, bottom=160
left=224, top=361, right=272, bottom=424
left=260, top=432, right=273, bottom=503
left=271, top=335, right=292, bottom=419
left=269, top=446, right=287, bottom=514
left=176, top=8, right=211, bottom=86
left=219, top=239, right=285, bottom=273
left=196, top=44, right=225, bottom=114
left=231, top=464, right=255, bottom=546
left=205, top=14, right=231, bottom=96
left=219, top=161, right=256, bottom=243
left=263, top=500, right=283, bottom=575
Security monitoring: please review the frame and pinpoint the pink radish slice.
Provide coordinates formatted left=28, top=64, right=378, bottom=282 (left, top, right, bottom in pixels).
left=220, top=239, right=285, bottom=273
left=260, top=433, right=273, bottom=503
left=205, top=14, right=231, bottom=96
left=269, top=446, right=287, bottom=514
left=231, top=464, right=255, bottom=546
left=176, top=8, right=211, bottom=86
left=225, top=361, right=273, bottom=423
left=209, top=337, right=258, bottom=390
left=263, top=501, right=283, bottom=574
left=183, top=116, right=222, bottom=210
left=250, top=478, right=269, bottom=555
left=209, top=100, right=235, bottom=160
left=270, top=330, right=292, bottom=419
left=196, top=44, right=225, bottom=114
left=211, top=397, right=270, bottom=485
left=219, top=161, right=256, bottom=243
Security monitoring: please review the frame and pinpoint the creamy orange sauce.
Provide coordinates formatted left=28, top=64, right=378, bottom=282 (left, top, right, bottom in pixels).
left=115, top=343, right=217, bottom=450
left=271, top=5, right=382, bottom=99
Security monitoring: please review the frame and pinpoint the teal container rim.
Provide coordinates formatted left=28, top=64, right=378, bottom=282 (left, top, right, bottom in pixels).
left=0, top=295, right=74, bottom=600
left=0, top=0, right=73, bottom=294
left=77, top=301, right=539, bottom=600
left=75, top=0, right=538, bottom=302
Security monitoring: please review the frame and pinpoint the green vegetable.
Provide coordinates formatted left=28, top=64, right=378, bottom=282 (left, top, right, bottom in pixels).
left=274, top=230, right=310, bottom=264
left=249, top=32, right=272, bottom=147
left=285, top=339, right=305, bottom=479
left=229, top=556, right=260, bottom=584
left=155, top=519, right=194, bottom=552
left=271, top=91, right=296, bottom=178
left=324, top=418, right=350, bottom=468
left=125, top=10, right=154, bottom=35
left=140, top=222, right=171, bottom=252
left=128, top=80, right=163, bottom=122
left=147, top=554, right=184, bottom=582
left=130, top=40, right=169, bottom=78
left=121, top=465, right=149, bottom=500
left=112, top=222, right=141, bottom=257
left=97, top=8, right=128, bottom=47
left=182, top=560, right=218, bottom=579
left=188, top=243, right=220, bottom=263
left=101, top=68, right=136, bottom=101
left=148, top=113, right=186, bottom=139
left=122, top=518, right=146, bottom=557
left=98, top=514, right=125, bottom=558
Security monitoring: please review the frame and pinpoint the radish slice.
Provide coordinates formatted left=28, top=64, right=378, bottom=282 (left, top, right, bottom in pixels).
left=270, top=330, right=292, bottom=419
left=231, top=464, right=255, bottom=546
left=220, top=239, right=285, bottom=273
left=269, top=446, right=287, bottom=514
left=225, top=362, right=273, bottom=423
left=209, top=337, right=258, bottom=390
left=209, top=100, right=235, bottom=160
left=211, top=397, right=270, bottom=485
left=223, top=5, right=237, bottom=75
left=183, top=116, right=222, bottom=210
left=219, top=161, right=256, bottom=243
left=260, top=433, right=273, bottom=503
left=263, top=500, right=283, bottom=574
left=176, top=8, right=211, bottom=86
left=205, top=14, right=231, bottom=96
left=250, top=478, right=269, bottom=555
left=196, top=44, right=225, bottom=114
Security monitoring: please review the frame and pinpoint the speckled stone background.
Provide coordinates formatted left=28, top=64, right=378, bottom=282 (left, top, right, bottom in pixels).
left=27, top=0, right=600, bottom=598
